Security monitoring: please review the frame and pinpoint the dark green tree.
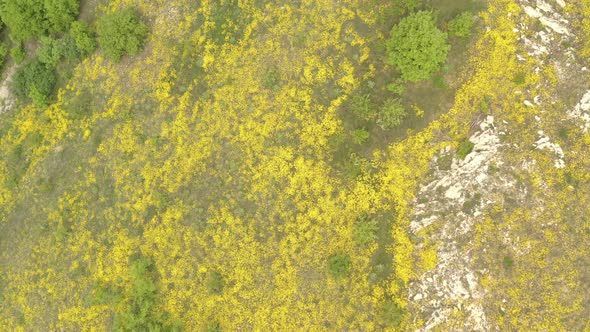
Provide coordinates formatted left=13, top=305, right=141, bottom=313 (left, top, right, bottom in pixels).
left=12, top=60, right=56, bottom=106
left=386, top=11, right=450, bottom=82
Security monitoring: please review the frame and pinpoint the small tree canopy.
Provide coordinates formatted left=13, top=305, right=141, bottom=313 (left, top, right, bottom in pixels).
left=97, top=7, right=149, bottom=61
left=70, top=20, right=96, bottom=55
left=386, top=11, right=450, bottom=82
left=0, top=0, right=79, bottom=41
left=12, top=60, right=56, bottom=106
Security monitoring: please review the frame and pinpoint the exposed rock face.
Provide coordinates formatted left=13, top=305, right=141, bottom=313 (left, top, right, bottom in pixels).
left=534, top=131, right=565, bottom=168
left=409, top=117, right=522, bottom=331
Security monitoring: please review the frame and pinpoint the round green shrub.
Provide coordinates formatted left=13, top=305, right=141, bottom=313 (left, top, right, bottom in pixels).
left=386, top=11, right=450, bottom=82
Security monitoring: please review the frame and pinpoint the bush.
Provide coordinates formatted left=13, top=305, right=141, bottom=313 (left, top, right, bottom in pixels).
left=448, top=12, right=475, bottom=38
left=353, top=215, right=378, bottom=245
left=97, top=7, right=149, bottom=61
left=0, top=0, right=79, bottom=41
left=12, top=60, right=56, bottom=106
left=262, top=66, right=281, bottom=89
left=386, top=80, right=405, bottom=95
left=352, top=128, right=369, bottom=144
left=207, top=271, right=224, bottom=294
left=327, top=254, right=352, bottom=279
left=457, top=139, right=474, bottom=159
left=350, top=93, right=375, bottom=120
left=386, top=11, right=450, bottom=82
left=457, top=139, right=475, bottom=159
left=11, top=45, right=26, bottom=65
left=70, top=20, right=96, bottom=55
left=377, top=98, right=407, bottom=129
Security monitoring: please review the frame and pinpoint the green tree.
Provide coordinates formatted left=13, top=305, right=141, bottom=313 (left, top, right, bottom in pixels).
left=12, top=60, right=56, bottom=106
left=0, top=0, right=79, bottom=41
left=44, top=0, right=79, bottom=33
left=97, top=7, right=149, bottom=61
left=70, top=20, right=96, bottom=55
left=37, top=36, right=64, bottom=67
left=0, top=0, right=47, bottom=41
left=386, top=11, right=449, bottom=82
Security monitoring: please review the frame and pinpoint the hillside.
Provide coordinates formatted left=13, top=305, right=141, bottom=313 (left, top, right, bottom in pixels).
left=0, top=0, right=589, bottom=331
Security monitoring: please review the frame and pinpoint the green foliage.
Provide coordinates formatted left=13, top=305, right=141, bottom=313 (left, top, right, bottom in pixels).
left=44, top=0, right=79, bottom=33
left=0, top=0, right=79, bottom=41
left=386, top=11, right=450, bottom=82
left=97, top=7, right=150, bottom=61
left=456, top=139, right=474, bottom=159
left=10, top=45, right=26, bottom=64
left=353, top=215, right=378, bottom=245
left=448, top=11, right=475, bottom=38
left=207, top=271, right=224, bottom=294
left=377, top=98, right=407, bottom=129
left=327, top=254, right=352, bottom=279
left=29, top=85, right=49, bottom=107
left=12, top=60, right=56, bottom=106
left=0, top=43, right=7, bottom=69
left=38, top=36, right=65, bottom=67
left=352, top=128, right=370, bottom=144
left=60, top=33, right=81, bottom=61
left=70, top=20, right=97, bottom=55
left=0, top=0, right=47, bottom=41
left=350, top=93, right=375, bottom=120
left=380, top=301, right=405, bottom=327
